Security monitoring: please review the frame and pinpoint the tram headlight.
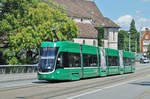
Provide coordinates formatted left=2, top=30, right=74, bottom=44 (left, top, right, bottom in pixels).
left=51, top=75, right=54, bottom=78
left=47, top=67, right=51, bottom=69
left=57, top=71, right=60, bottom=74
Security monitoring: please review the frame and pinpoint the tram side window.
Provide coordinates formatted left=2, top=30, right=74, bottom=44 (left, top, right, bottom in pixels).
left=56, top=52, right=68, bottom=68
left=124, top=58, right=132, bottom=66
left=68, top=53, right=81, bottom=67
left=131, top=58, right=135, bottom=65
left=107, top=56, right=119, bottom=66
left=56, top=52, right=81, bottom=68
left=83, top=54, right=97, bottom=67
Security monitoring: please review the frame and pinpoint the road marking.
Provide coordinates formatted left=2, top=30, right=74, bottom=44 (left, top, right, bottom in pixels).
left=136, top=66, right=150, bottom=70
left=68, top=75, right=150, bottom=99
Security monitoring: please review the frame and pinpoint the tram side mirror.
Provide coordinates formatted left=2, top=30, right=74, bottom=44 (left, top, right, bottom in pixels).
left=58, top=58, right=60, bottom=61
left=56, top=58, right=63, bottom=68
left=57, top=58, right=60, bottom=66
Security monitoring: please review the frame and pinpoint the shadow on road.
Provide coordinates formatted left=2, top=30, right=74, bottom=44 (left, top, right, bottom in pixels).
left=32, top=73, right=133, bottom=84
left=32, top=76, right=105, bottom=84
left=130, top=82, right=150, bottom=86
left=32, top=80, right=76, bottom=84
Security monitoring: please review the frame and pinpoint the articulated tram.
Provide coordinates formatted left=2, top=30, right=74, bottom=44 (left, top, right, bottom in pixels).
left=38, top=41, right=135, bottom=81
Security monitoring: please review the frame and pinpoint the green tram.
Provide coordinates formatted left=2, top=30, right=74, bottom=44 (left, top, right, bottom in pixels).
left=38, top=41, right=135, bottom=81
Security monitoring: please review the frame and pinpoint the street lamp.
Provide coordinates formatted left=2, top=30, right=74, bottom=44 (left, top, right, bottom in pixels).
left=101, top=23, right=105, bottom=48
left=135, top=38, right=137, bottom=53
left=52, top=20, right=67, bottom=42
left=128, top=32, right=131, bottom=52
left=52, top=29, right=59, bottom=41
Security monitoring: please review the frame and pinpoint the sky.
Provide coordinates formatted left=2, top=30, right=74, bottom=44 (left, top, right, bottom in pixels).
left=95, top=0, right=150, bottom=31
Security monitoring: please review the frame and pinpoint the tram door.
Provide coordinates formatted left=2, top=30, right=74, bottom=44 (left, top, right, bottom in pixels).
left=80, top=45, right=99, bottom=78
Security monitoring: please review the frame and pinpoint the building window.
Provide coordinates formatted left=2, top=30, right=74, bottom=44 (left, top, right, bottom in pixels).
left=83, top=40, right=85, bottom=44
left=145, top=35, right=149, bottom=40
left=104, top=29, right=109, bottom=39
left=73, top=17, right=82, bottom=22
left=143, top=47, right=148, bottom=52
left=93, top=40, right=96, bottom=46
left=143, top=41, right=150, bottom=46
left=113, top=31, right=115, bottom=41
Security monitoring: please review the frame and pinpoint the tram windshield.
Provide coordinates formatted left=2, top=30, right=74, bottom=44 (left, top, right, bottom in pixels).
left=39, top=47, right=59, bottom=72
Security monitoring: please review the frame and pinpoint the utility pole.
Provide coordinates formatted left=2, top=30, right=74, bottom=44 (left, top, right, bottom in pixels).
left=123, top=37, right=125, bottom=50
left=52, top=20, right=67, bottom=42
left=129, top=32, right=131, bottom=52
left=135, top=38, right=137, bottom=52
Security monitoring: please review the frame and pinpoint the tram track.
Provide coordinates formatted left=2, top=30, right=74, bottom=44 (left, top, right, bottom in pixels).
left=34, top=69, right=150, bottom=99
left=0, top=64, right=147, bottom=92
left=0, top=64, right=150, bottom=99
left=0, top=66, right=149, bottom=99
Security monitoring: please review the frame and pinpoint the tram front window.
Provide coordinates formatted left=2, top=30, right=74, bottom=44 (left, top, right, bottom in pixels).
left=39, top=47, right=59, bottom=72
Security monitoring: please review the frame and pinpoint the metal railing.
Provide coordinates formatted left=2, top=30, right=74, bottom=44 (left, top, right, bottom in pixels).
left=0, top=65, right=38, bottom=74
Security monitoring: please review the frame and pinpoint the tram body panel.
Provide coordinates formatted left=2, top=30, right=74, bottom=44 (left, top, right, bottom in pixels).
left=81, top=45, right=99, bottom=78
left=123, top=51, right=135, bottom=73
left=38, top=41, right=135, bottom=81
left=105, top=48, right=120, bottom=75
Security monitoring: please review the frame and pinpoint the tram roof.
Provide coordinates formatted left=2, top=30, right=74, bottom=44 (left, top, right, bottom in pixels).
left=123, top=51, right=135, bottom=58
left=40, top=41, right=135, bottom=58
left=40, top=41, right=80, bottom=47
left=105, top=48, right=119, bottom=56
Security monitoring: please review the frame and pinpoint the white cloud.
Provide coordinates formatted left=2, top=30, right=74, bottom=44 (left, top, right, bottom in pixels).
left=135, top=10, right=143, bottom=14
left=141, top=0, right=150, bottom=2
left=115, top=14, right=150, bottom=31
left=136, top=17, right=150, bottom=30
left=115, top=14, right=133, bottom=30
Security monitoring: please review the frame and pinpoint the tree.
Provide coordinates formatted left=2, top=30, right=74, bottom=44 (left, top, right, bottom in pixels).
left=118, top=30, right=129, bottom=51
left=96, top=27, right=104, bottom=46
left=129, top=19, right=140, bottom=52
left=0, top=0, right=38, bottom=48
left=1, top=0, right=78, bottom=64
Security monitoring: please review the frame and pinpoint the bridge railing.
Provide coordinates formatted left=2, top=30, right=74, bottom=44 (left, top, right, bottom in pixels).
left=0, top=65, right=38, bottom=74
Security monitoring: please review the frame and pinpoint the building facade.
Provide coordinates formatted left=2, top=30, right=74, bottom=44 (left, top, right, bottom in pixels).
left=55, top=0, right=120, bottom=49
left=140, top=28, right=150, bottom=53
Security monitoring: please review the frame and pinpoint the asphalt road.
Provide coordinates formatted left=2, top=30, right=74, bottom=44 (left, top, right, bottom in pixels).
left=0, top=62, right=150, bottom=99
left=70, top=75, right=150, bottom=99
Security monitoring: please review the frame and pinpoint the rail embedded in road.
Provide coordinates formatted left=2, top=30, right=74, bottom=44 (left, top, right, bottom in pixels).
left=0, top=64, right=150, bottom=99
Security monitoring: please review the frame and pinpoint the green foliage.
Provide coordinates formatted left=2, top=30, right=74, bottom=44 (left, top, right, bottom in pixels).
left=0, top=49, right=6, bottom=64
left=8, top=57, right=21, bottom=65
left=96, top=27, right=104, bottom=46
left=118, top=30, right=129, bottom=51
left=147, top=44, right=150, bottom=59
left=129, top=19, right=137, bottom=37
left=129, top=19, right=140, bottom=52
left=1, top=0, right=78, bottom=64
left=2, top=48, right=14, bottom=64
left=0, top=0, right=38, bottom=35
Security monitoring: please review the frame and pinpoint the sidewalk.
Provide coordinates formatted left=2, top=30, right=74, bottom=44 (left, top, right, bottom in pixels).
left=0, top=73, right=37, bottom=83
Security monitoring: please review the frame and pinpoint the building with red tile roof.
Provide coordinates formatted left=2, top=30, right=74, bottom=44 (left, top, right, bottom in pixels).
left=55, top=0, right=120, bottom=49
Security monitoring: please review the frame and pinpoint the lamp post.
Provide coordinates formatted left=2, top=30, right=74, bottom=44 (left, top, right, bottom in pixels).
left=128, top=32, right=131, bottom=52
left=52, top=29, right=59, bottom=41
left=135, top=38, right=137, bottom=52
left=101, top=23, right=105, bottom=48
left=52, top=20, right=67, bottom=42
